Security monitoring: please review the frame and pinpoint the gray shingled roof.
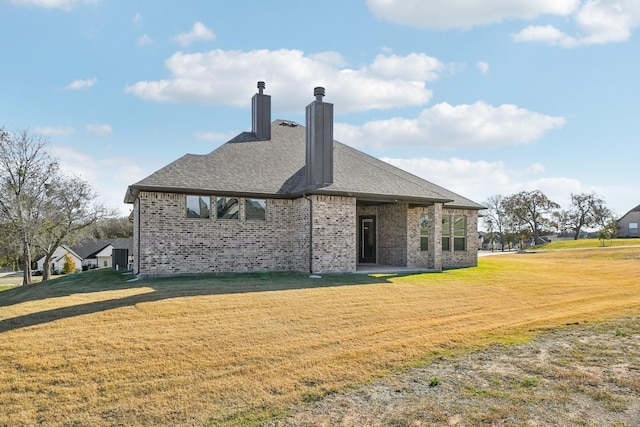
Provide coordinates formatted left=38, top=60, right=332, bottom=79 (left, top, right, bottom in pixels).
left=71, top=238, right=133, bottom=259
left=125, top=120, right=483, bottom=210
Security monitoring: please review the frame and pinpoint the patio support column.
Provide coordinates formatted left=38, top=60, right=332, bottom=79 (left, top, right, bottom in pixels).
left=432, top=203, right=443, bottom=271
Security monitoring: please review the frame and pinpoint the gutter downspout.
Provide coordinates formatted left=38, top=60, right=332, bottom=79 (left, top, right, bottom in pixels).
left=303, top=194, right=313, bottom=274
left=136, top=196, right=141, bottom=276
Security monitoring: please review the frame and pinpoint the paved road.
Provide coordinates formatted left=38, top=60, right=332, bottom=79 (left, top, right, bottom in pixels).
left=0, top=272, right=22, bottom=278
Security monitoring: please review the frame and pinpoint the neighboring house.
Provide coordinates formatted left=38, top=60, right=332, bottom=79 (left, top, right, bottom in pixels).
left=36, top=245, right=83, bottom=273
left=72, top=239, right=115, bottom=269
left=617, top=205, right=640, bottom=238
left=37, top=238, right=134, bottom=273
left=73, top=238, right=134, bottom=269
left=124, top=82, right=485, bottom=278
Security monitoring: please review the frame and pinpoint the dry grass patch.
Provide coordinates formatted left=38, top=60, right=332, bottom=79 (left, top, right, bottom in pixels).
left=1, top=248, right=639, bottom=426
left=278, top=316, right=640, bottom=426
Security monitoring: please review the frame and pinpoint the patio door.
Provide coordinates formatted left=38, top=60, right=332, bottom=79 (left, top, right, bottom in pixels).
left=359, top=216, right=376, bottom=263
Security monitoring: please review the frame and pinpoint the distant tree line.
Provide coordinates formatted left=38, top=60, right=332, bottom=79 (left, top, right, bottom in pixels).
left=0, top=127, right=126, bottom=284
left=482, top=190, right=618, bottom=251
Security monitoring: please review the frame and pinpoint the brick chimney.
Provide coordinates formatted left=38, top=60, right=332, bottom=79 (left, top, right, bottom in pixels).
left=252, top=81, right=271, bottom=140
left=305, top=86, right=333, bottom=188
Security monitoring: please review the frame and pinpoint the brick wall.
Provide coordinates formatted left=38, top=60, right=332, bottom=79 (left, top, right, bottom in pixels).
left=136, top=192, right=297, bottom=276
left=377, top=203, right=408, bottom=266
left=311, top=195, right=356, bottom=273
left=441, top=208, right=479, bottom=268
left=292, top=197, right=310, bottom=272
left=133, top=191, right=477, bottom=276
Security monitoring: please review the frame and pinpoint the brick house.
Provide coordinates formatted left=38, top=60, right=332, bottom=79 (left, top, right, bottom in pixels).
left=617, top=204, right=640, bottom=238
left=124, top=82, right=484, bottom=277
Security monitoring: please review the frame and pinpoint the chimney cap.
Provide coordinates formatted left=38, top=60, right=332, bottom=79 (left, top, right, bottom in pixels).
left=257, top=81, right=266, bottom=94
left=314, top=86, right=325, bottom=101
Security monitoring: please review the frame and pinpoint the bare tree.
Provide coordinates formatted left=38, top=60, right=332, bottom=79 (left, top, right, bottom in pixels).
left=35, top=175, right=114, bottom=281
left=0, top=128, right=58, bottom=284
left=502, top=190, right=560, bottom=246
left=482, top=194, right=508, bottom=251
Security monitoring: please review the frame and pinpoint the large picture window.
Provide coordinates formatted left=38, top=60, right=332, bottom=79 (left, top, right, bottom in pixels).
left=454, top=215, right=467, bottom=251
left=186, top=195, right=210, bottom=219
left=245, top=199, right=266, bottom=220
left=629, top=223, right=638, bottom=235
left=420, top=214, right=429, bottom=251
left=442, top=215, right=450, bottom=251
left=216, top=197, right=239, bottom=220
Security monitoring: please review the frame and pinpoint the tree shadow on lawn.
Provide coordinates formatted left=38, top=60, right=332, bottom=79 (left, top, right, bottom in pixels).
left=0, top=269, right=425, bottom=334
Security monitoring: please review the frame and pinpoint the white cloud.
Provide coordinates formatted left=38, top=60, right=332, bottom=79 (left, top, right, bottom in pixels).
left=34, top=127, right=75, bottom=136
left=309, top=52, right=348, bottom=68
left=366, top=0, right=579, bottom=30
left=335, top=101, right=565, bottom=150
left=173, top=21, right=215, bottom=47
left=476, top=61, right=489, bottom=75
left=366, top=53, right=444, bottom=81
left=10, top=0, right=97, bottom=9
left=514, top=0, right=640, bottom=47
left=137, top=34, right=153, bottom=47
left=133, top=12, right=142, bottom=25
left=513, top=25, right=578, bottom=47
left=366, top=0, right=639, bottom=47
left=65, top=78, right=97, bottom=90
left=51, top=145, right=147, bottom=215
left=86, top=124, right=112, bottom=136
left=125, top=49, right=437, bottom=113
left=380, top=156, right=621, bottom=216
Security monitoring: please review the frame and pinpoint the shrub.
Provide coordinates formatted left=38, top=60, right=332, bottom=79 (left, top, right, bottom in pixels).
left=62, top=253, right=76, bottom=274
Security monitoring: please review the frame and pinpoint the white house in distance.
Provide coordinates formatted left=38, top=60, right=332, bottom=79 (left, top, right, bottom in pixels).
left=35, top=245, right=83, bottom=273
left=35, top=238, right=134, bottom=273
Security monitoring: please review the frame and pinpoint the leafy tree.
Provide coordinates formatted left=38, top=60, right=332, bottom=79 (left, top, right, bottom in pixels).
left=502, top=190, right=560, bottom=246
left=598, top=220, right=619, bottom=247
left=62, top=252, right=76, bottom=274
left=0, top=221, right=21, bottom=270
left=560, top=192, right=611, bottom=240
left=87, top=216, right=133, bottom=239
left=0, top=128, right=58, bottom=284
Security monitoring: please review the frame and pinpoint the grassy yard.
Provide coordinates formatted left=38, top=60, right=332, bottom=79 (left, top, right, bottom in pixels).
left=531, top=237, right=640, bottom=250
left=1, top=248, right=639, bottom=426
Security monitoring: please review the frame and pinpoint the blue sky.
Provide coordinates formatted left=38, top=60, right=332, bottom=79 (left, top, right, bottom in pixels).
left=1, top=0, right=638, bottom=221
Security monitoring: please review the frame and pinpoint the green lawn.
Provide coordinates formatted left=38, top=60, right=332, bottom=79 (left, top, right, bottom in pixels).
left=531, top=237, right=640, bottom=250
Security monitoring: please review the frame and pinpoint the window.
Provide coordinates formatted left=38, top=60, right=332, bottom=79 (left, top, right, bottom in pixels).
left=216, top=197, right=239, bottom=220
left=442, top=216, right=450, bottom=251
left=103, top=260, right=108, bottom=267
left=630, top=223, right=638, bottom=235
left=186, top=195, right=210, bottom=218
left=454, top=215, right=467, bottom=251
left=245, top=199, right=266, bottom=220
left=420, top=214, right=429, bottom=251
